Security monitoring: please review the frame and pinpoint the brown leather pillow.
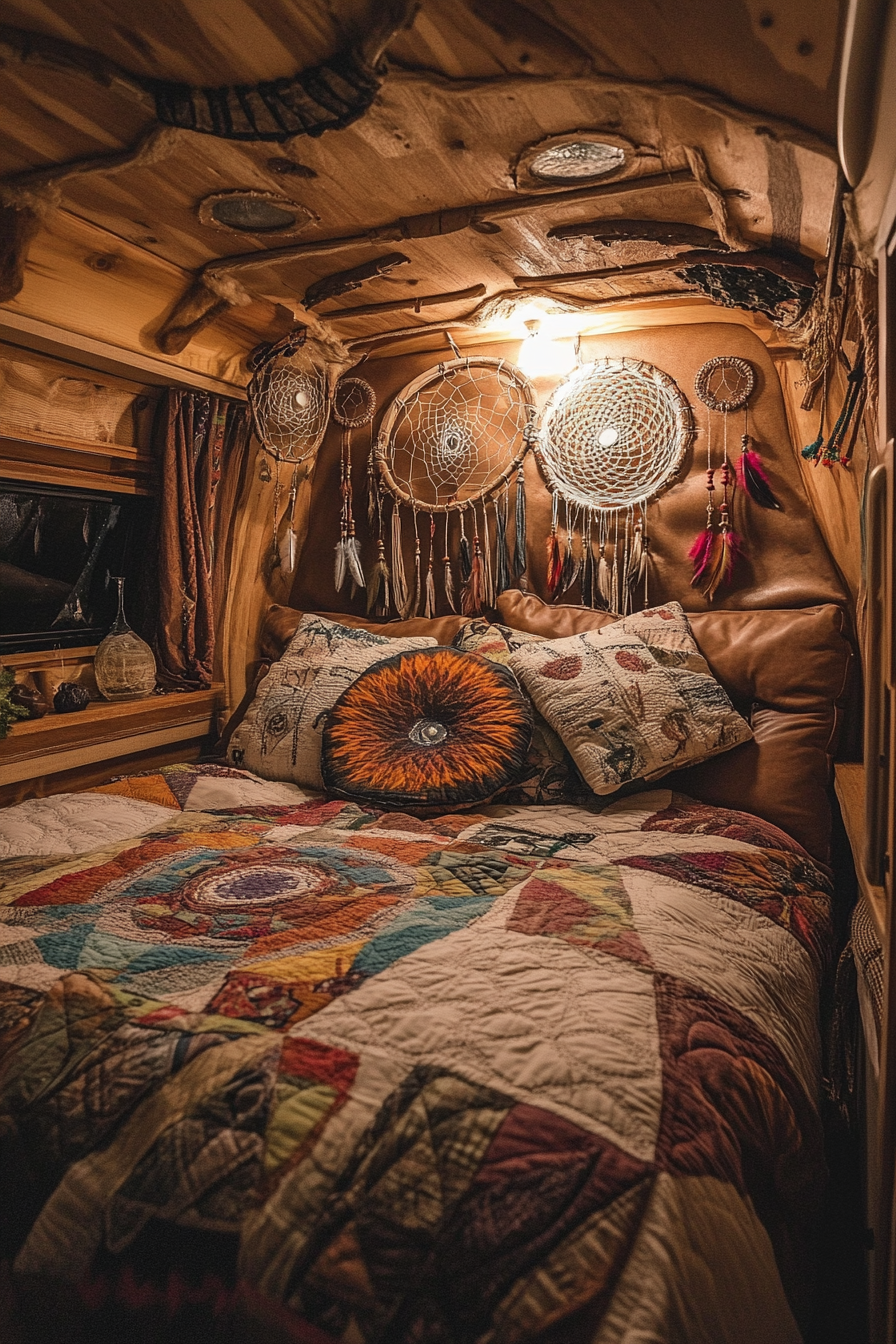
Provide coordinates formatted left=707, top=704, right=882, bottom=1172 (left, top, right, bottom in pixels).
left=262, top=604, right=470, bottom=663
left=496, top=591, right=852, bottom=864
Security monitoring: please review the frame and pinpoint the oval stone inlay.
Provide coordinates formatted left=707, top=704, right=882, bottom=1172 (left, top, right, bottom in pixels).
left=409, top=718, right=448, bottom=746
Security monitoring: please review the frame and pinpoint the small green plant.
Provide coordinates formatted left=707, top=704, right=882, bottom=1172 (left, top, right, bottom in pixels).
left=0, top=668, right=29, bottom=739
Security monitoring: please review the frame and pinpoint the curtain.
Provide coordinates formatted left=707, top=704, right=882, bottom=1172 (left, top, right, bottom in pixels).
left=152, top=389, right=251, bottom=690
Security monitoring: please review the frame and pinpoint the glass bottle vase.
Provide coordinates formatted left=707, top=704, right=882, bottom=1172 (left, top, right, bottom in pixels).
left=94, top=577, right=157, bottom=701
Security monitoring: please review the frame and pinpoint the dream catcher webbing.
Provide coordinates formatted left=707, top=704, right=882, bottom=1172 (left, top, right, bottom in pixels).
left=536, top=357, right=694, bottom=614
left=691, top=356, right=781, bottom=601
left=374, top=358, right=536, bottom=617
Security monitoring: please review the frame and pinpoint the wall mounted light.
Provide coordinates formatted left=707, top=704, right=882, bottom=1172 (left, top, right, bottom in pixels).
left=517, top=318, right=577, bottom=379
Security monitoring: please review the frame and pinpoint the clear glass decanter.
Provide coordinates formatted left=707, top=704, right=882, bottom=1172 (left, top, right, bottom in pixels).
left=94, top=576, right=157, bottom=701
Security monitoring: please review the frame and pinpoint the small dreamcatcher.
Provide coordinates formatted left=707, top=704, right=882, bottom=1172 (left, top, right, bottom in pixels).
left=248, top=327, right=332, bottom=573
left=332, top=375, right=376, bottom=596
left=691, top=356, right=781, bottom=600
left=374, top=358, right=536, bottom=618
left=536, top=357, right=693, bottom=614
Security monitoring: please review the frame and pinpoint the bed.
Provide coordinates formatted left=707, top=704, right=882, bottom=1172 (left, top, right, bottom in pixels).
left=0, top=599, right=853, bottom=1344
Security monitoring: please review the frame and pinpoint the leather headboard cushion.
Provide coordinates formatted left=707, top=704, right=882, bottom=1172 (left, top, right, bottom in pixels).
left=496, top=591, right=852, bottom=863
left=262, top=605, right=469, bottom=663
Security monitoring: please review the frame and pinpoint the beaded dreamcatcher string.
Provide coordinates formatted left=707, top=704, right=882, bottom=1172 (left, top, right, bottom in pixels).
left=331, top=375, right=376, bottom=597
left=691, top=356, right=780, bottom=600
left=374, top=358, right=536, bottom=617
left=247, top=327, right=332, bottom=571
left=535, top=357, right=693, bottom=613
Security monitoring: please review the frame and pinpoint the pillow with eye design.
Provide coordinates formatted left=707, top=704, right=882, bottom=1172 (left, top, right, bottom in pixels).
left=508, top=615, right=752, bottom=795
left=227, top=614, right=436, bottom=789
left=320, top=645, right=533, bottom=811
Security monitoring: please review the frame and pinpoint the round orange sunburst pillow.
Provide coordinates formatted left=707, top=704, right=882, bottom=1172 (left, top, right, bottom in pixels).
left=320, top=646, right=533, bottom=810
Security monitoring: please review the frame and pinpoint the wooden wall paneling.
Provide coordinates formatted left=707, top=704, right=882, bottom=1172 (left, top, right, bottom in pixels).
left=0, top=341, right=158, bottom=448
left=218, top=436, right=318, bottom=713
left=774, top=350, right=870, bottom=623
left=2, top=208, right=292, bottom=387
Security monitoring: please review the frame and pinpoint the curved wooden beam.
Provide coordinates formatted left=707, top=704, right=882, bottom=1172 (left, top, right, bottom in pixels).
left=548, top=219, right=722, bottom=247
left=322, top=283, right=485, bottom=319
left=513, top=249, right=818, bottom=290
left=155, top=167, right=702, bottom=353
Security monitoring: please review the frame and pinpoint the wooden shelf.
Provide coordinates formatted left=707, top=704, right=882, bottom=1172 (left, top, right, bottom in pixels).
left=835, top=762, right=887, bottom=945
left=0, top=685, right=224, bottom=802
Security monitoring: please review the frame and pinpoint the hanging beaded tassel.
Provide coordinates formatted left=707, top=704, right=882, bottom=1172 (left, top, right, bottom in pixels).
left=699, top=459, right=741, bottom=600
left=689, top=407, right=717, bottom=587
left=390, top=500, right=409, bottom=616
left=442, top=513, right=457, bottom=613
left=546, top=492, right=563, bottom=597
left=424, top=514, right=437, bottom=618
left=559, top=500, right=576, bottom=594
left=513, top=464, right=528, bottom=586
left=279, top=465, right=300, bottom=574
left=271, top=456, right=283, bottom=570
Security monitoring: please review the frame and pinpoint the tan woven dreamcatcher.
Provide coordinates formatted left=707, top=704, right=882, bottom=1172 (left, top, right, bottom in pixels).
left=247, top=328, right=332, bottom=573
left=372, top=358, right=537, bottom=617
left=536, top=356, right=693, bottom=613
left=690, top=356, right=781, bottom=601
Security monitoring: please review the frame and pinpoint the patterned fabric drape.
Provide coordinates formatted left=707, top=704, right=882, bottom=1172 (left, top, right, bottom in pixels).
left=152, top=389, right=251, bottom=690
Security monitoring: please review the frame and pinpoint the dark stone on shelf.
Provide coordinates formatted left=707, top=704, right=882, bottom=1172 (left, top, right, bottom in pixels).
left=53, top=682, right=91, bottom=714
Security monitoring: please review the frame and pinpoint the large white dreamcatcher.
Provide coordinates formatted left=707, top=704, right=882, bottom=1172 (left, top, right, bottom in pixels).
left=535, top=356, right=694, bottom=613
left=372, top=358, right=537, bottom=617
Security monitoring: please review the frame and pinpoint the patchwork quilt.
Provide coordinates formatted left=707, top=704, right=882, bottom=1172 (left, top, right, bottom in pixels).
left=0, top=764, right=833, bottom=1343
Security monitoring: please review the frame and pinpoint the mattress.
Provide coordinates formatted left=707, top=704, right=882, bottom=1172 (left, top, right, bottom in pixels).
left=0, top=764, right=834, bottom=1343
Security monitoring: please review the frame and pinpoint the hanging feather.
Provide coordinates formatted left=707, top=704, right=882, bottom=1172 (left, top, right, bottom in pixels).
left=334, top=540, right=347, bottom=592
left=279, top=525, right=298, bottom=575
left=480, top=503, right=494, bottom=608
left=425, top=562, right=436, bottom=619
left=699, top=528, right=742, bottom=602
left=637, top=530, right=649, bottom=588
left=559, top=526, right=577, bottom=593
left=366, top=538, right=390, bottom=615
left=461, top=530, right=483, bottom=615
left=546, top=529, right=563, bottom=597
left=738, top=437, right=781, bottom=509
left=402, top=524, right=422, bottom=619
left=494, top=495, right=511, bottom=594
left=688, top=529, right=715, bottom=585
left=367, top=447, right=378, bottom=527
left=627, top=522, right=644, bottom=590
left=390, top=504, right=409, bottom=616
left=458, top=511, right=472, bottom=584
left=443, top=553, right=456, bottom=612
left=597, top=546, right=612, bottom=606
left=513, top=465, right=527, bottom=582
left=345, top=529, right=365, bottom=591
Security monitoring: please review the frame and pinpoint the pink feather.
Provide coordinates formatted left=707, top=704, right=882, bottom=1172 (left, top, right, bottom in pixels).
left=737, top=447, right=782, bottom=510
left=688, top=528, right=715, bottom=584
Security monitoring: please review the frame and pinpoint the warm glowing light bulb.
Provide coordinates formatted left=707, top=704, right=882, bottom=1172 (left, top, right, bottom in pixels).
left=517, top=320, right=577, bottom=379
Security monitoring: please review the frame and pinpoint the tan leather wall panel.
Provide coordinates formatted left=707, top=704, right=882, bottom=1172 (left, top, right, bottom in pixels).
left=291, top=322, right=847, bottom=619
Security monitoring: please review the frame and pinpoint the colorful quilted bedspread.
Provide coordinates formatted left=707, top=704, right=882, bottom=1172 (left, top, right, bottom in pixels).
left=0, top=765, right=833, bottom=1343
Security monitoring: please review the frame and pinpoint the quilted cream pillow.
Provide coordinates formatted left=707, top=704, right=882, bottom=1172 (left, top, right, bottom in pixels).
left=507, top=609, right=751, bottom=795
left=227, top=614, right=436, bottom=789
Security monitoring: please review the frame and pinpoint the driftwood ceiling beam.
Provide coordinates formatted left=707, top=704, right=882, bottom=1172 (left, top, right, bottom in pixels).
left=547, top=219, right=724, bottom=248
left=323, top=283, right=485, bottom=319
left=0, top=3, right=418, bottom=142
left=156, top=167, right=706, bottom=353
left=513, top=249, right=817, bottom=290
left=0, top=124, right=182, bottom=304
left=303, top=252, right=410, bottom=309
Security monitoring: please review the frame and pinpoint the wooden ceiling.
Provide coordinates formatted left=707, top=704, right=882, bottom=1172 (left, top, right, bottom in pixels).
left=0, top=0, right=845, bottom=366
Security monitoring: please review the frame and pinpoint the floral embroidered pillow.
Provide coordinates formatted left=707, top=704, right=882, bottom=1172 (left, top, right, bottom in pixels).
left=227, top=614, right=436, bottom=789
left=507, top=617, right=751, bottom=795
left=452, top=620, right=590, bottom=804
